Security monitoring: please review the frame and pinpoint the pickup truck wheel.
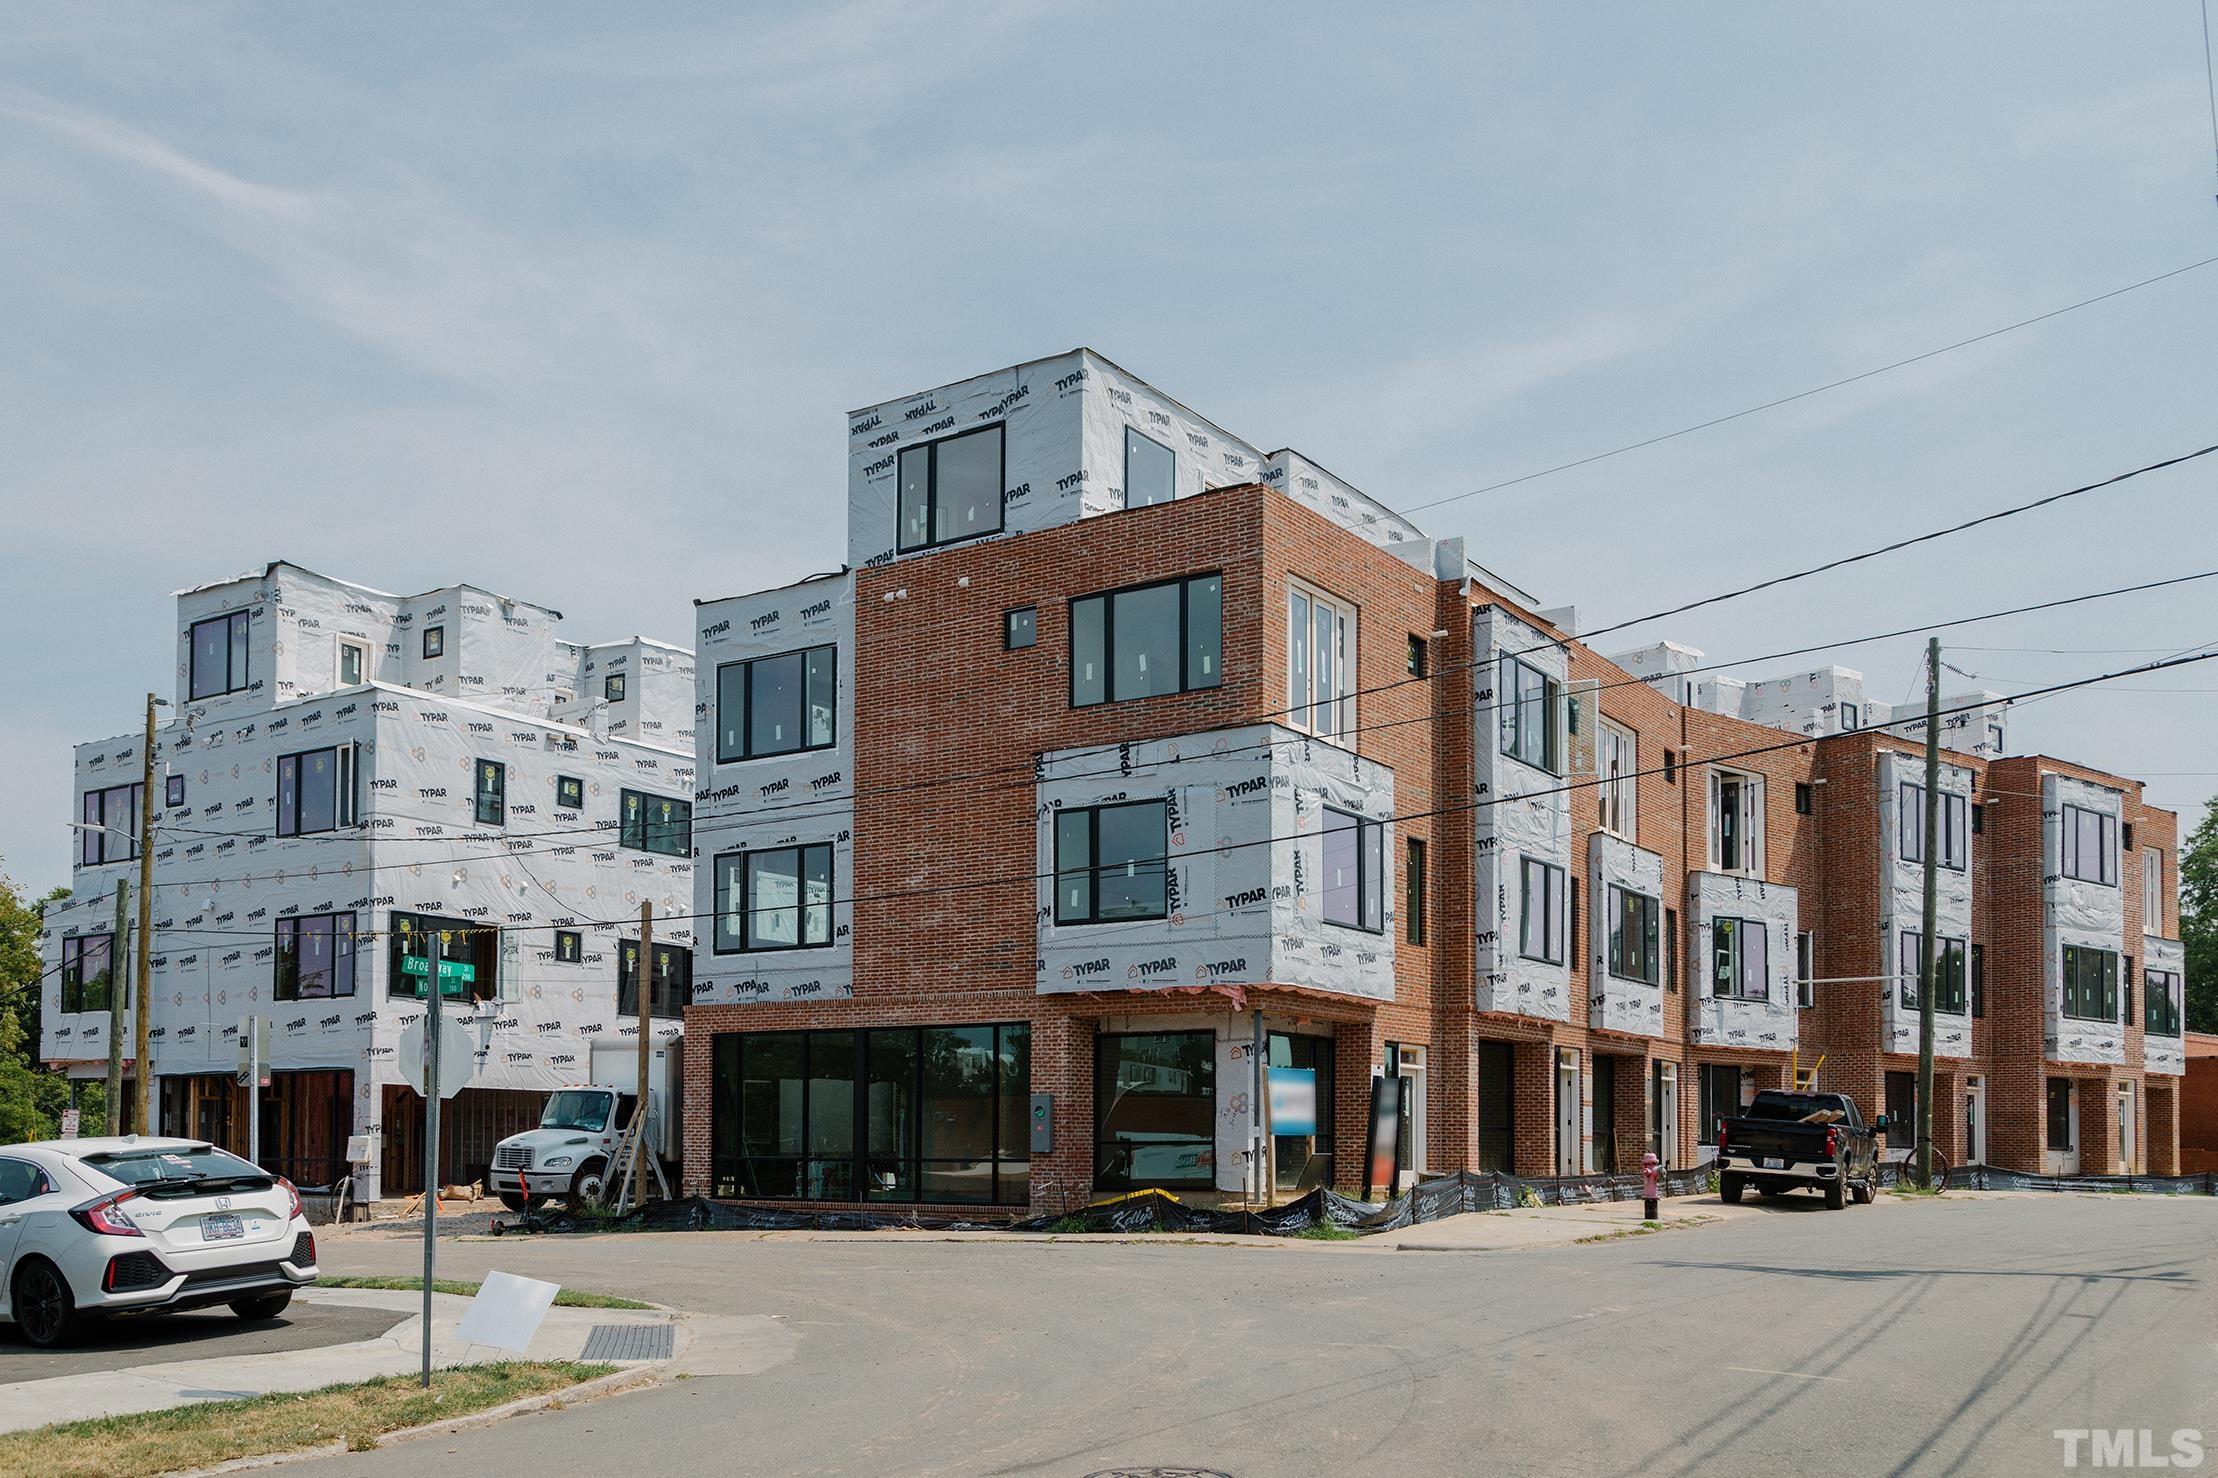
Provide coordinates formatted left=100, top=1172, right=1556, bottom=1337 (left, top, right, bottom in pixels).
left=567, top=1159, right=609, bottom=1209
left=1719, top=1172, right=1744, bottom=1205
left=498, top=1192, right=531, bottom=1213
left=1824, top=1178, right=1846, bottom=1210
left=1851, top=1180, right=1874, bottom=1205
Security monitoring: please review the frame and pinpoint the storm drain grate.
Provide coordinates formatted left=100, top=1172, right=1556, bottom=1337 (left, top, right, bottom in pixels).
left=579, top=1322, right=675, bottom=1362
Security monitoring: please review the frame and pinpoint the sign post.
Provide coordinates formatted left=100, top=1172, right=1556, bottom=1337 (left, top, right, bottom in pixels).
left=421, top=929, right=444, bottom=1388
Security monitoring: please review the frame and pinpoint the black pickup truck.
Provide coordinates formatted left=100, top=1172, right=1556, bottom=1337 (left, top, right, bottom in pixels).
left=1714, top=1090, right=1885, bottom=1210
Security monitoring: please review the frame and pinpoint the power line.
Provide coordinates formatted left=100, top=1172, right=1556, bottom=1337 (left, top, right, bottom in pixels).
left=1397, top=257, right=2218, bottom=517
left=2204, top=0, right=2218, bottom=202
left=1576, top=443, right=2218, bottom=639
left=116, top=647, right=2218, bottom=946
left=112, top=561, right=2218, bottom=876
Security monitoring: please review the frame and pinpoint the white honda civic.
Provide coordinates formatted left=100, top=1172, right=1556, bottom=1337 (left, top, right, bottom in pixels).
left=0, top=1136, right=319, bottom=1348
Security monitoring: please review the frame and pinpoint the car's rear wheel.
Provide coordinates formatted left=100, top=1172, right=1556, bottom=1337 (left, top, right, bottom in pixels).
left=1719, top=1172, right=1744, bottom=1205
left=230, top=1291, right=293, bottom=1321
left=1824, top=1177, right=1846, bottom=1210
left=567, top=1158, right=609, bottom=1209
left=1851, top=1180, right=1875, bottom=1205
left=12, top=1260, right=76, bottom=1349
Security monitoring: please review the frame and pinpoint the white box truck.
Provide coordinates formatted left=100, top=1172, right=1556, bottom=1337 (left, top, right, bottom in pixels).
left=488, top=1040, right=682, bottom=1210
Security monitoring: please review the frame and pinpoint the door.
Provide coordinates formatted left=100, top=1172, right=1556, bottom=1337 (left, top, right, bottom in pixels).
left=1964, top=1077, right=1985, bottom=1166
left=2118, top=1081, right=2135, bottom=1174
left=1477, top=1042, right=1515, bottom=1173
left=1555, top=1049, right=1582, bottom=1177
left=1652, top=1061, right=1680, bottom=1168
left=1397, top=1047, right=1427, bottom=1189
left=2046, top=1078, right=2078, bottom=1175
left=1593, top=1060, right=1619, bottom=1173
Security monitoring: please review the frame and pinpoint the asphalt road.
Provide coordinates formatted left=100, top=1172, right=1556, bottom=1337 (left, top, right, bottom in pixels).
left=307, top=1194, right=2215, bottom=1477
left=0, top=1299, right=407, bottom=1381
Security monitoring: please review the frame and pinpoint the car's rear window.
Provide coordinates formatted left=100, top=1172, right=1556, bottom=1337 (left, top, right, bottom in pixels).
left=81, top=1145, right=266, bottom=1188
left=1746, top=1093, right=1843, bottom=1122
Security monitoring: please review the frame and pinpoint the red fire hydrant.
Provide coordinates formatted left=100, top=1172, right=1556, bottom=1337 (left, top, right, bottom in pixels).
left=1641, top=1151, right=1660, bottom=1221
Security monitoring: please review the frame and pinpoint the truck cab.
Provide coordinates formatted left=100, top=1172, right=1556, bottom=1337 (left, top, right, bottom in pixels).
left=489, top=1042, right=681, bottom=1210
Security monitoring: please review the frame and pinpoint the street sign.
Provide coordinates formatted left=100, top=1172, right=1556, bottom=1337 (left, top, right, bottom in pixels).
left=396, top=1015, right=475, bottom=1100
left=58, top=1109, right=80, bottom=1139
left=235, top=1017, right=272, bottom=1088
left=399, top=954, right=475, bottom=987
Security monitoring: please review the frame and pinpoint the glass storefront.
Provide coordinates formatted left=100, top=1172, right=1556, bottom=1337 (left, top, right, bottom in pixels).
left=1095, top=1032, right=1216, bottom=1190
left=712, top=1024, right=1031, bottom=1204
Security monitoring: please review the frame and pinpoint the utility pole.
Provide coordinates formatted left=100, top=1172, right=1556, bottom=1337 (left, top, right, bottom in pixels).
left=133, top=692, right=159, bottom=1135
left=421, top=926, right=444, bottom=1388
left=1915, top=638, right=1941, bottom=1189
left=105, top=880, right=126, bottom=1135
left=631, top=902, right=652, bottom=1206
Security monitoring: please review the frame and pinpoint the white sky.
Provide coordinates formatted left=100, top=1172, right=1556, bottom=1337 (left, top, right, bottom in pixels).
left=3, top=2, right=2216, bottom=896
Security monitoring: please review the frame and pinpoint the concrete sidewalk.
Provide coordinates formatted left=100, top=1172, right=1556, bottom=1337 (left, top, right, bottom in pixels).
left=0, top=1287, right=790, bottom=1435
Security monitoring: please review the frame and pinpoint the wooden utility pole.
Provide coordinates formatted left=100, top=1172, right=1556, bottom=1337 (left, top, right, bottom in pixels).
left=631, top=902, right=652, bottom=1206
left=1914, top=638, right=1941, bottom=1188
left=133, top=692, right=158, bottom=1135
left=105, top=879, right=126, bottom=1135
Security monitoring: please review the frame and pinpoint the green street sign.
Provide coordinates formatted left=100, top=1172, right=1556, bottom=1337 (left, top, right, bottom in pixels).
left=399, top=955, right=476, bottom=982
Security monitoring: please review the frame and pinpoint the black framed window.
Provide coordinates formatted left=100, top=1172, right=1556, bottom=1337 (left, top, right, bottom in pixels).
left=1665, top=907, right=1679, bottom=991
left=554, top=929, right=582, bottom=964
left=1518, top=858, right=1565, bottom=964
left=898, top=423, right=1005, bottom=552
left=1796, top=930, right=1815, bottom=1008
left=1070, top=573, right=1221, bottom=707
left=1499, top=654, right=1560, bottom=774
left=1971, top=943, right=1985, bottom=1018
left=1053, top=800, right=1168, bottom=925
left=713, top=843, right=833, bottom=952
left=1607, top=886, right=1660, bottom=984
left=1887, top=1071, right=1919, bottom=1139
left=2146, top=968, right=2183, bottom=1036
left=421, top=624, right=444, bottom=659
left=2046, top=1078, right=2073, bottom=1151
left=1407, top=634, right=1428, bottom=677
left=617, top=940, right=690, bottom=1019
left=1322, top=809, right=1384, bottom=932
left=1124, top=426, right=1175, bottom=509
left=1794, top=782, right=1813, bottom=816
left=275, top=912, right=357, bottom=1000
left=60, top=933, right=116, bottom=1014
left=275, top=745, right=357, bottom=838
left=1096, top=1031, right=1215, bottom=1190
left=2061, top=944, right=2118, bottom=1022
left=80, top=783, right=143, bottom=865
left=1405, top=838, right=1427, bottom=945
left=164, top=774, right=186, bottom=808
left=1897, top=930, right=1972, bottom=1012
left=1899, top=783, right=1968, bottom=869
left=1004, top=607, right=1036, bottom=651
left=555, top=775, right=584, bottom=811
left=605, top=672, right=627, bottom=703
left=188, top=610, right=251, bottom=700
left=711, top=1024, right=1031, bottom=1205
left=619, top=789, right=691, bottom=857
left=474, top=759, right=505, bottom=826
left=2061, top=804, right=2118, bottom=886
left=387, top=911, right=498, bottom=1002
left=1711, top=916, right=1768, bottom=1001
left=715, top=646, right=836, bottom=764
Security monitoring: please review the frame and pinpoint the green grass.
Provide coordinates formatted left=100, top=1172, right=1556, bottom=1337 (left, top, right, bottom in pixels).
left=1293, top=1223, right=1361, bottom=1241
left=316, top=1274, right=653, bottom=1309
left=0, top=1361, right=614, bottom=1477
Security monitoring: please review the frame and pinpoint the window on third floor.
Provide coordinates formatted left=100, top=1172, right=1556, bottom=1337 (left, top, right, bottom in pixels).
left=716, top=647, right=836, bottom=764
left=898, top=423, right=1005, bottom=553
left=1498, top=654, right=1559, bottom=774
left=1070, top=574, right=1221, bottom=709
left=1289, top=582, right=1356, bottom=741
left=2061, top=803, right=2118, bottom=886
left=188, top=610, right=251, bottom=700
left=1899, top=782, right=1968, bottom=870
left=1708, top=769, right=1763, bottom=875
left=1597, top=719, right=1636, bottom=840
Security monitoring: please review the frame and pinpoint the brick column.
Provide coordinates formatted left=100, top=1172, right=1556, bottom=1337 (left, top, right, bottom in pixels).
left=2082, top=1077, right=2119, bottom=1175
left=2147, top=1080, right=2180, bottom=1175
left=1930, top=1070, right=1961, bottom=1166
left=1515, top=1040, right=1555, bottom=1177
left=1030, top=1012, right=1093, bottom=1214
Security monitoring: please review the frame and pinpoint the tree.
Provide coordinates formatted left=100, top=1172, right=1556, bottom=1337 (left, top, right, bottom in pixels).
left=0, top=867, right=87, bottom=1143
left=2185, top=798, right=2218, bottom=1034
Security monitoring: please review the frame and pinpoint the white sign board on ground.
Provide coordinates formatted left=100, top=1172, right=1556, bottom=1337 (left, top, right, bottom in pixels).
left=455, top=1271, right=561, bottom=1354
left=395, top=1016, right=475, bottom=1099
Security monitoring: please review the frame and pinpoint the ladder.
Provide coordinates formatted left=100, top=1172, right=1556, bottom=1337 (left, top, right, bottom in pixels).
left=606, top=1106, right=671, bottom=1214
left=1791, top=1051, right=1827, bottom=1092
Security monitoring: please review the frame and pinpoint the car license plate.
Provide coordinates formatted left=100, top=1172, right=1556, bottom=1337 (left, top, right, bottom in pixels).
left=1757, top=1157, right=1777, bottom=1169
left=201, top=1214, right=244, bottom=1242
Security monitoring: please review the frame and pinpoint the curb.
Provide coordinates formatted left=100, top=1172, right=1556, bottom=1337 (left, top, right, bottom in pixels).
left=167, top=1366, right=662, bottom=1478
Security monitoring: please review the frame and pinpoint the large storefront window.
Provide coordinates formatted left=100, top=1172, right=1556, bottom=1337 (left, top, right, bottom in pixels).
left=1267, top=1033, right=1334, bottom=1194
left=1095, top=1032, right=1215, bottom=1190
left=711, top=1024, right=1030, bottom=1205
